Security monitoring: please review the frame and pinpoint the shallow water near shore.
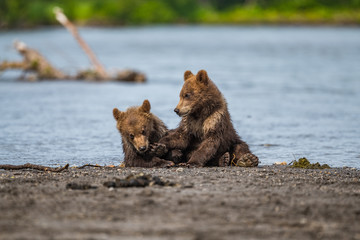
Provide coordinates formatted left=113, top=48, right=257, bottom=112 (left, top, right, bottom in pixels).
left=0, top=26, right=359, bottom=168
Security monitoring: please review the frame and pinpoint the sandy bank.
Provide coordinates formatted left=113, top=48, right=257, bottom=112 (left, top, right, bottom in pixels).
left=1, top=165, right=359, bottom=240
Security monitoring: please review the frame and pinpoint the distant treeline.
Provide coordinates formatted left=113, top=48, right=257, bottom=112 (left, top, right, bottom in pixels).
left=1, top=0, right=360, bottom=28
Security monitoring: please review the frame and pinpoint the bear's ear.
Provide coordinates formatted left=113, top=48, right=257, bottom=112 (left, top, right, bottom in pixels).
left=184, top=70, right=194, bottom=81
left=196, top=70, right=209, bottom=85
left=113, top=108, right=124, bottom=121
left=141, top=99, right=151, bottom=113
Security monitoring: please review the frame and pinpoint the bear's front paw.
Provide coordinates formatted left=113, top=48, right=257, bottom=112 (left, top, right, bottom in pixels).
left=169, top=149, right=183, bottom=164
left=236, top=153, right=259, bottom=167
left=181, top=160, right=203, bottom=168
left=219, top=152, right=230, bottom=167
left=160, top=161, right=175, bottom=168
left=149, top=143, right=168, bottom=157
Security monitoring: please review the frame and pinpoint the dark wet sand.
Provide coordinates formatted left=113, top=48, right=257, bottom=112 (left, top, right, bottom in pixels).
left=1, top=166, right=359, bottom=240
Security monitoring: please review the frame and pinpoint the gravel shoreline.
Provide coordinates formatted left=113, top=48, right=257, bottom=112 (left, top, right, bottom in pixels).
left=1, top=165, right=359, bottom=240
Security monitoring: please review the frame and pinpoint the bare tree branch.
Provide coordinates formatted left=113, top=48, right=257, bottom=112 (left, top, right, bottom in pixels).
left=54, top=7, right=109, bottom=79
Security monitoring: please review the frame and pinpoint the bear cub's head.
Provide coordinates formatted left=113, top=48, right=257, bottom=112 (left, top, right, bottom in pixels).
left=113, top=100, right=153, bottom=154
left=174, top=69, right=211, bottom=117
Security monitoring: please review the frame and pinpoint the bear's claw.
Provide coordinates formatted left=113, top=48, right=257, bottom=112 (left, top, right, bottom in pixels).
left=219, top=152, right=230, bottom=167
left=161, top=161, right=175, bottom=168
left=178, top=162, right=198, bottom=168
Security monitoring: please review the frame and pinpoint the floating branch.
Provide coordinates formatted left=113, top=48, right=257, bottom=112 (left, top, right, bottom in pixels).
left=0, top=163, right=69, bottom=172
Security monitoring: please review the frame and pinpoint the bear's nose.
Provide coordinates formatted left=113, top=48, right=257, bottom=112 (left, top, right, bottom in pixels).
left=139, top=146, right=146, bottom=152
left=174, top=108, right=179, bottom=114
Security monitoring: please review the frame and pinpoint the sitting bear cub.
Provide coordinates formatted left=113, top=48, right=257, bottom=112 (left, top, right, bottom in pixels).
left=113, top=100, right=177, bottom=167
left=158, top=70, right=259, bottom=167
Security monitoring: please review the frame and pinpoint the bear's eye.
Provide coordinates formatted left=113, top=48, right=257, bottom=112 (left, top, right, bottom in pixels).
left=141, top=129, right=146, bottom=135
left=129, top=134, right=134, bottom=140
left=184, top=93, right=190, bottom=99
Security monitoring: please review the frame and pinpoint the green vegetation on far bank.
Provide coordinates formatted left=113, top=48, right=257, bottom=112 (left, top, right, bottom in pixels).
left=1, top=0, right=360, bottom=29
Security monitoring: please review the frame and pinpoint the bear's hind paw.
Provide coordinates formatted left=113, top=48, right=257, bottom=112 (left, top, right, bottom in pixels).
left=236, top=153, right=259, bottom=167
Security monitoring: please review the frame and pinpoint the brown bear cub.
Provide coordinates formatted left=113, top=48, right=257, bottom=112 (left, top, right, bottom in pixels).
left=113, top=100, right=178, bottom=167
left=158, top=70, right=259, bottom=167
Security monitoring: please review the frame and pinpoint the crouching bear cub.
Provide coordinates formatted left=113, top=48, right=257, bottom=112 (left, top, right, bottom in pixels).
left=113, top=100, right=178, bottom=167
left=158, top=70, right=259, bottom=167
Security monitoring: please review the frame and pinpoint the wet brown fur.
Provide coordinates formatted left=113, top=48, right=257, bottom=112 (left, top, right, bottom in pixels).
left=113, top=100, right=173, bottom=167
left=159, top=70, right=257, bottom=167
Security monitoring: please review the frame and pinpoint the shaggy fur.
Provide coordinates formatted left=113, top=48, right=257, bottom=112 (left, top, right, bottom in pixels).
left=159, top=70, right=258, bottom=167
left=113, top=100, right=174, bottom=167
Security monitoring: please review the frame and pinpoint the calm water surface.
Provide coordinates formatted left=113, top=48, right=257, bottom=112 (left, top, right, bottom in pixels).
left=1, top=26, right=359, bottom=167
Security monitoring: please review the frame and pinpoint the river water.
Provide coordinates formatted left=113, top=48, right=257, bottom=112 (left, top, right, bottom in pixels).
left=0, top=26, right=359, bottom=168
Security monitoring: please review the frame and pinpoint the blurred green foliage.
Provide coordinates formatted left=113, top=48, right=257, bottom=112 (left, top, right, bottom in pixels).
left=1, top=0, right=360, bottom=28
left=290, top=157, right=331, bottom=169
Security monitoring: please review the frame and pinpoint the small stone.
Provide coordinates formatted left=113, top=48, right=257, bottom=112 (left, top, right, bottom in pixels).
left=182, top=183, right=194, bottom=188
left=103, top=172, right=180, bottom=188
left=66, top=182, right=97, bottom=190
left=103, top=181, right=116, bottom=188
left=274, top=162, right=287, bottom=166
left=140, top=189, right=154, bottom=197
left=152, top=176, right=165, bottom=186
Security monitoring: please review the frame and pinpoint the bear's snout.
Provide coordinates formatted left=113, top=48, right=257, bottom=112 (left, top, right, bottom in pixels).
left=174, top=108, right=180, bottom=114
left=139, top=146, right=147, bottom=152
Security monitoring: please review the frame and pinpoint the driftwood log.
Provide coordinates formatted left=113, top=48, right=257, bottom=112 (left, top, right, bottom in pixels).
left=0, top=41, right=66, bottom=80
left=0, top=7, right=146, bottom=82
left=54, top=7, right=109, bottom=79
left=0, top=40, right=146, bottom=82
left=0, top=163, right=69, bottom=172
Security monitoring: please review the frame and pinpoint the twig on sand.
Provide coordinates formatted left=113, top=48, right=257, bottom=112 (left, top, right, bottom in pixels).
left=75, top=164, right=118, bottom=169
left=76, top=164, right=102, bottom=169
left=0, top=163, right=69, bottom=172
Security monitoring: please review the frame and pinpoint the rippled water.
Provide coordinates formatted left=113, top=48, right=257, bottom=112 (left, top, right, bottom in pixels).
left=1, top=26, right=359, bottom=168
